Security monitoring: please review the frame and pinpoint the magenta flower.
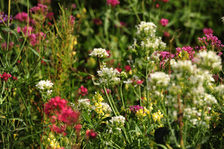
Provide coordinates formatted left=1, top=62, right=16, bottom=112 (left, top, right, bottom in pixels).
left=93, top=18, right=102, bottom=25
left=160, top=18, right=169, bottom=27
left=1, top=72, right=12, bottom=81
left=130, top=105, right=144, bottom=113
left=14, top=12, right=28, bottom=22
left=78, top=85, right=88, bottom=96
left=203, top=28, right=213, bottom=35
left=107, top=0, right=120, bottom=7
left=124, top=65, right=131, bottom=72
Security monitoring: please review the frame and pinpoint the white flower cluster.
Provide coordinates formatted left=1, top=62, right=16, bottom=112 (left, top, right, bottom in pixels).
left=97, top=67, right=120, bottom=84
left=184, top=107, right=210, bottom=127
left=101, top=102, right=112, bottom=113
left=36, top=80, right=53, bottom=95
left=78, top=99, right=91, bottom=109
left=222, top=16, right=224, bottom=23
left=203, top=93, right=217, bottom=105
left=141, top=37, right=166, bottom=50
left=136, top=21, right=157, bottom=36
left=215, top=84, right=224, bottom=97
left=109, top=115, right=125, bottom=127
left=89, top=48, right=109, bottom=58
left=171, top=60, right=196, bottom=75
left=195, top=50, right=222, bottom=73
left=149, top=72, right=170, bottom=87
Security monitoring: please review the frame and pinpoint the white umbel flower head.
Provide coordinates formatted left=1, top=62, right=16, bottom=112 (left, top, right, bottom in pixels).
left=222, top=16, right=224, bottom=23
left=171, top=60, right=196, bottom=75
left=110, top=115, right=125, bottom=127
left=195, top=50, right=222, bottom=73
left=78, top=99, right=91, bottom=109
left=97, top=67, right=120, bottom=84
left=101, top=102, right=112, bottom=113
left=149, top=72, right=170, bottom=87
left=89, top=48, right=109, bottom=58
left=136, top=21, right=157, bottom=36
left=36, top=80, right=53, bottom=90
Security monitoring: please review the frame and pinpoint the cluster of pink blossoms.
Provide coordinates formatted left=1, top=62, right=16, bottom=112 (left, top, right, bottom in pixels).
left=176, top=46, right=195, bottom=60
left=129, top=105, right=144, bottom=113
left=0, top=72, right=17, bottom=81
left=198, top=33, right=224, bottom=50
left=160, top=18, right=169, bottom=27
left=44, top=97, right=80, bottom=135
left=203, top=28, right=213, bottom=35
left=107, top=0, right=120, bottom=7
left=17, top=26, right=46, bottom=46
left=30, top=3, right=48, bottom=14
left=1, top=42, right=14, bottom=50
left=78, top=85, right=88, bottom=96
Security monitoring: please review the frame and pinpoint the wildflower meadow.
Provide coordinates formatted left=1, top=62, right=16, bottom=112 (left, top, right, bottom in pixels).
left=1, top=0, right=224, bottom=148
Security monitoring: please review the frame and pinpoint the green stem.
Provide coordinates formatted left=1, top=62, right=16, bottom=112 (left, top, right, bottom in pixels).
left=119, top=84, right=125, bottom=109
left=103, top=86, right=118, bottom=116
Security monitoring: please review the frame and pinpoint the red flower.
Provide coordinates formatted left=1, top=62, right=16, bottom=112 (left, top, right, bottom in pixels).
left=163, top=31, right=170, bottom=38
left=136, top=80, right=143, bottom=85
left=124, top=65, right=131, bottom=72
left=163, top=0, right=169, bottom=2
left=160, top=18, right=169, bottom=27
left=107, top=0, right=120, bottom=7
left=78, top=85, right=88, bottom=96
left=116, top=68, right=122, bottom=73
left=75, top=124, right=82, bottom=133
left=86, top=129, right=97, bottom=139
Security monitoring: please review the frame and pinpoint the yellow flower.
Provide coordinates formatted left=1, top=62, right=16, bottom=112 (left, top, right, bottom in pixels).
left=152, top=110, right=163, bottom=122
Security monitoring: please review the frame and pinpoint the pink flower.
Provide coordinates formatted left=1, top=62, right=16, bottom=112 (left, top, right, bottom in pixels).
left=44, top=96, right=68, bottom=116
left=14, top=12, right=28, bottom=22
left=124, top=65, right=131, bottom=72
left=86, top=129, right=97, bottom=139
left=136, top=80, right=143, bottom=85
left=72, top=4, right=77, bottom=9
left=22, top=26, right=33, bottom=36
left=101, top=88, right=111, bottom=94
left=93, top=18, right=102, bottom=25
left=78, top=85, right=88, bottom=96
left=75, top=124, right=82, bottom=133
left=58, top=107, right=80, bottom=125
left=163, top=31, right=170, bottom=37
left=160, top=18, right=169, bottom=27
left=30, top=3, right=48, bottom=14
left=203, top=28, right=213, bottom=35
left=116, top=68, right=122, bottom=73
left=130, top=105, right=144, bottom=113
left=163, top=0, right=169, bottom=2
left=156, top=3, right=160, bottom=8
left=12, top=76, right=18, bottom=81
left=1, top=72, right=12, bottom=81
left=107, top=0, right=120, bottom=7
left=46, top=12, right=54, bottom=20
left=70, top=15, right=75, bottom=25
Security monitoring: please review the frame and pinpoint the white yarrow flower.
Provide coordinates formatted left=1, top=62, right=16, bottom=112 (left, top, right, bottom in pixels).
left=36, top=80, right=53, bottom=90
left=89, top=48, right=109, bottom=58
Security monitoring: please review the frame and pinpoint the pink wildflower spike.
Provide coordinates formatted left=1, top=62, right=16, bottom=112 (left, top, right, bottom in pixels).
left=163, top=31, right=170, bottom=38
left=116, top=68, right=122, bottom=73
left=163, top=0, right=169, bottom=2
left=93, top=18, right=102, bottom=25
left=86, top=129, right=97, bottom=139
left=107, top=0, right=120, bottom=7
left=136, top=80, right=143, bottom=85
left=78, top=85, right=88, bottom=96
left=160, top=18, right=169, bottom=27
left=124, top=65, right=131, bottom=72
left=14, top=12, right=28, bottom=22
left=203, top=28, right=213, bottom=35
